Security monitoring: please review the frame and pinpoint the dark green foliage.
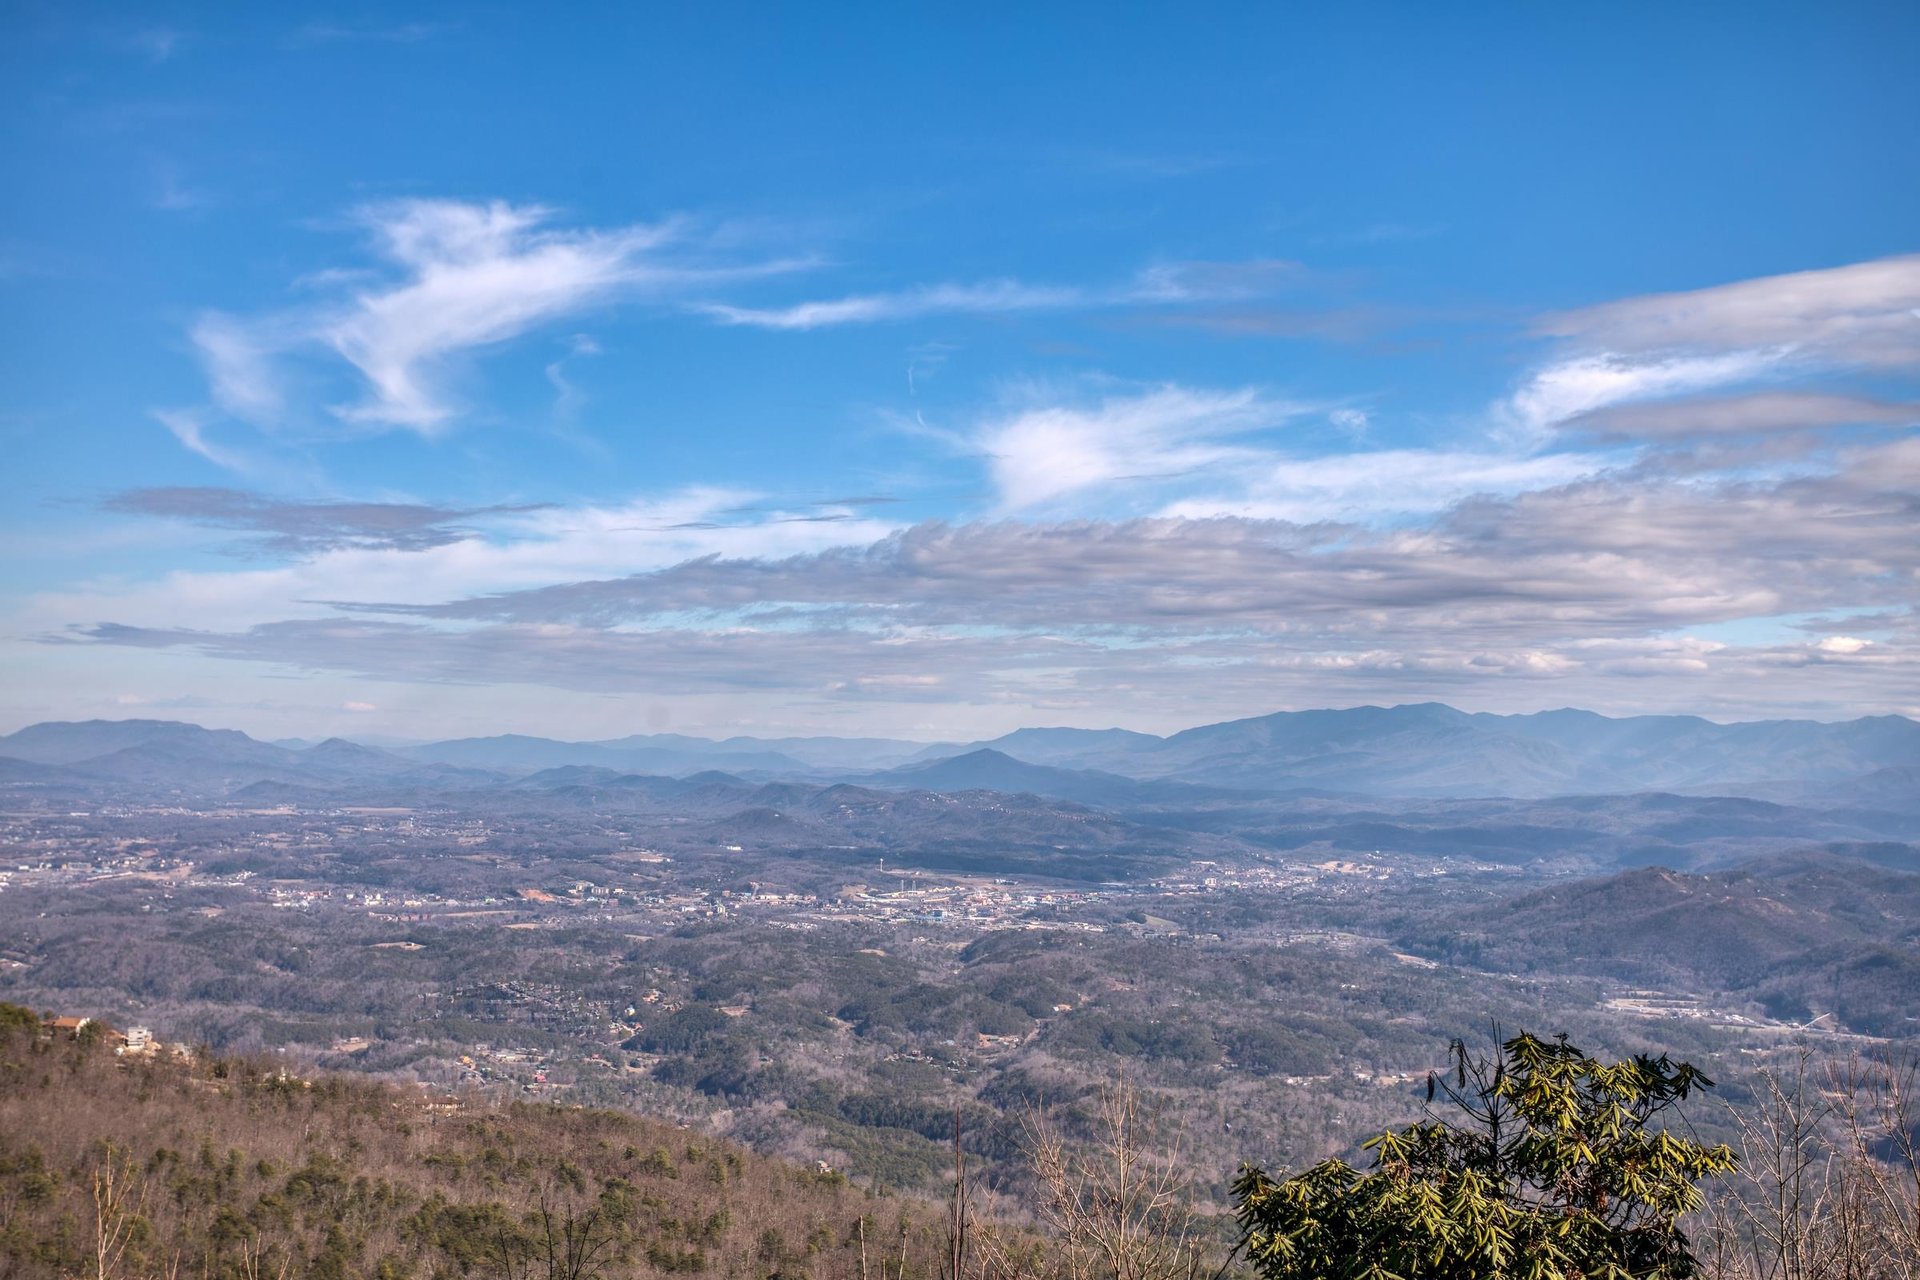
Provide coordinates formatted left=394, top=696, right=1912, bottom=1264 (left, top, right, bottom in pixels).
left=1046, top=1011, right=1221, bottom=1066
left=1234, top=1032, right=1737, bottom=1280
left=1223, top=1026, right=1335, bottom=1078
left=634, top=1004, right=729, bottom=1053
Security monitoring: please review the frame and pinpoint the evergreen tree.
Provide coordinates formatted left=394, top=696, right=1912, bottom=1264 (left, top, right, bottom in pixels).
left=1234, top=1032, right=1738, bottom=1280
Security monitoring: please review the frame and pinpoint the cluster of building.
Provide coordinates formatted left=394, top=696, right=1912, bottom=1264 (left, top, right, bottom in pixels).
left=35, top=1012, right=193, bottom=1060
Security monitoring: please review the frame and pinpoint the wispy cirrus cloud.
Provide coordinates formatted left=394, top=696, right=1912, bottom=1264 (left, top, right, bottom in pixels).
left=701, top=280, right=1084, bottom=330
left=974, top=384, right=1292, bottom=512
left=180, top=198, right=805, bottom=438
left=191, top=314, right=289, bottom=422
left=319, top=200, right=685, bottom=429
left=702, top=259, right=1312, bottom=331
left=170, top=211, right=1352, bottom=460
left=959, top=379, right=1609, bottom=521
left=153, top=409, right=253, bottom=473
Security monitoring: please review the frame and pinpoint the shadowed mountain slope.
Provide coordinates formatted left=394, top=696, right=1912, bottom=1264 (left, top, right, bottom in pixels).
left=1404, top=852, right=1920, bottom=1036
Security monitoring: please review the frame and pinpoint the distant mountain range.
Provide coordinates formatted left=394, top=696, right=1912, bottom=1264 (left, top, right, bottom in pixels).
left=406, top=731, right=934, bottom=775
left=3, top=710, right=1916, bottom=882
left=2, top=703, right=1917, bottom=806
left=931, top=703, right=1920, bottom=800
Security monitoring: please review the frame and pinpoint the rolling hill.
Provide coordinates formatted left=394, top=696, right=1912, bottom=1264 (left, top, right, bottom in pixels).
left=1405, top=852, right=1920, bottom=1036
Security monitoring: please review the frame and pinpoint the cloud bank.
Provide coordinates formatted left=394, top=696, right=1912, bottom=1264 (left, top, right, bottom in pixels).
left=46, top=254, right=1920, bottom=730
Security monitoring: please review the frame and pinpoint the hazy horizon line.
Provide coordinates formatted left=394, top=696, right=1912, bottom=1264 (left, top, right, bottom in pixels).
left=6, top=698, right=1915, bottom=749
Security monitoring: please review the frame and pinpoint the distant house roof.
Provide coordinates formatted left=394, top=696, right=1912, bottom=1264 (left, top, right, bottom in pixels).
left=44, top=1014, right=123, bottom=1039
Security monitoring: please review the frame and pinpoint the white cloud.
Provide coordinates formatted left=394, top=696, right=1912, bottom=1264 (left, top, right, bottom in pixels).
left=544, top=333, right=602, bottom=420
left=179, top=199, right=801, bottom=438
left=1501, top=254, right=1920, bottom=450
left=960, top=378, right=1611, bottom=523
left=1160, top=448, right=1606, bottom=522
left=702, top=280, right=1084, bottom=330
left=35, top=486, right=905, bottom=635
left=948, top=261, right=1920, bottom=529
left=39, top=438, right=1920, bottom=728
left=1126, top=259, right=1307, bottom=303
left=322, top=200, right=679, bottom=430
left=191, top=314, right=286, bottom=421
left=1328, top=407, right=1370, bottom=438
left=50, top=251, right=1920, bottom=730
left=152, top=408, right=251, bottom=473
left=701, top=259, right=1307, bottom=330
left=975, top=385, right=1285, bottom=512
left=1539, top=254, right=1920, bottom=368
left=1501, top=351, right=1774, bottom=441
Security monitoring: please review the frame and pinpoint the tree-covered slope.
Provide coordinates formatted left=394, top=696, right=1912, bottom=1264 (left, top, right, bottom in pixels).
left=0, top=1008, right=951, bottom=1280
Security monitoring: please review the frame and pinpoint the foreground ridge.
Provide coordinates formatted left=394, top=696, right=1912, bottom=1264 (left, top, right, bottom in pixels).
left=0, top=1006, right=955, bottom=1280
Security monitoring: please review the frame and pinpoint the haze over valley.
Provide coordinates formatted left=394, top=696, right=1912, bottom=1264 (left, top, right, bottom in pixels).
left=4, top=702, right=1916, bottom=1197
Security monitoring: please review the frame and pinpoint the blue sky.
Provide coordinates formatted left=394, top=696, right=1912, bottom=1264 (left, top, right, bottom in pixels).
left=4, top=2, right=1918, bottom=740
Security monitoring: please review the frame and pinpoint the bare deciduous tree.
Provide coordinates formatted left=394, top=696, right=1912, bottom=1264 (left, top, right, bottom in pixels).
left=235, top=1232, right=292, bottom=1280
left=1706, top=1050, right=1920, bottom=1280
left=88, top=1145, right=145, bottom=1280
left=493, top=1179, right=622, bottom=1280
left=967, top=1077, right=1235, bottom=1280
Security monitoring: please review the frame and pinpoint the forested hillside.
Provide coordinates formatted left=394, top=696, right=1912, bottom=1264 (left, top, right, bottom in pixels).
left=0, top=1007, right=957, bottom=1280
left=1407, top=854, right=1920, bottom=1037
